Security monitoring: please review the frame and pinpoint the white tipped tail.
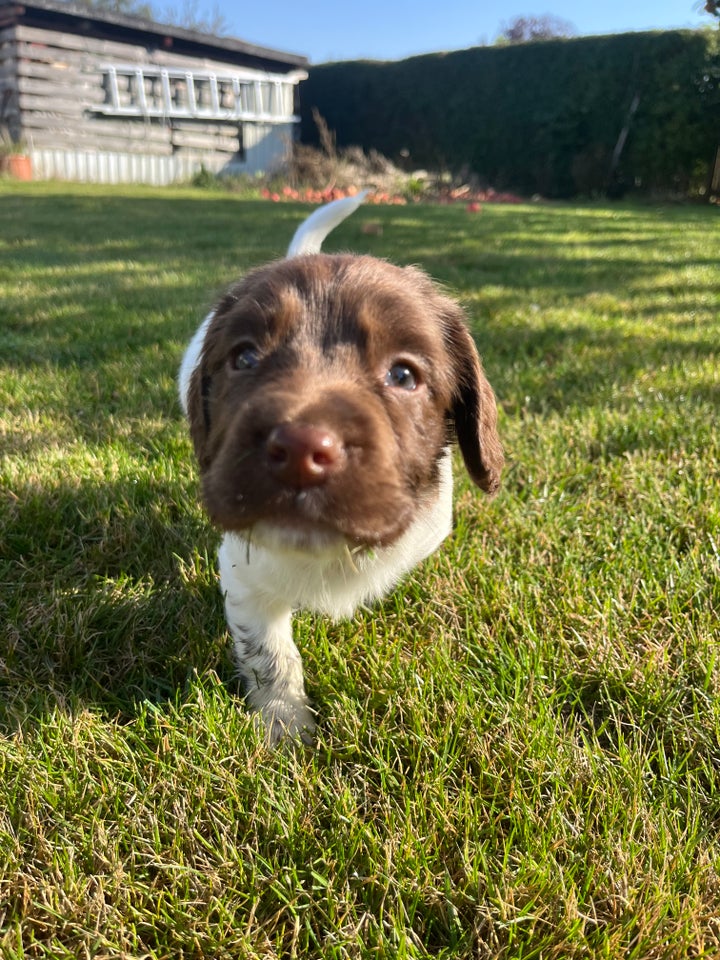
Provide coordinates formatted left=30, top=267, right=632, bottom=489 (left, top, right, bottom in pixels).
left=286, top=190, right=369, bottom=257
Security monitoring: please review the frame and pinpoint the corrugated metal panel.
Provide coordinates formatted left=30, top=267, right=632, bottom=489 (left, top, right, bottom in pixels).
left=30, top=123, right=294, bottom=183
left=31, top=149, right=211, bottom=184
left=241, top=122, right=291, bottom=174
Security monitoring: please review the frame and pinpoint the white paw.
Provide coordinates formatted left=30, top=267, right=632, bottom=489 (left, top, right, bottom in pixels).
left=254, top=696, right=317, bottom=747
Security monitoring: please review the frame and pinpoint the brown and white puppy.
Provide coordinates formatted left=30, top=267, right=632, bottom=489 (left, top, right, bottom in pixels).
left=179, top=194, right=503, bottom=745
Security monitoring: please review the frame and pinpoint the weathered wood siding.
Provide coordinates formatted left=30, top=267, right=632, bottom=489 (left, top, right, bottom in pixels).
left=0, top=22, right=299, bottom=182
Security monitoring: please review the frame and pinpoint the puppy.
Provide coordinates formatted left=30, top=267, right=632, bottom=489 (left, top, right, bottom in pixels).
left=179, top=194, right=503, bottom=745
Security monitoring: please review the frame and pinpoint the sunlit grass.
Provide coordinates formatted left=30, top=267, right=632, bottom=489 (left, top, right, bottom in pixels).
left=1, top=181, right=719, bottom=958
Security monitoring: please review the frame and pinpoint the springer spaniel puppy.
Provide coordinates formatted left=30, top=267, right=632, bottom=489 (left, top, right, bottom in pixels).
left=179, top=194, right=503, bottom=745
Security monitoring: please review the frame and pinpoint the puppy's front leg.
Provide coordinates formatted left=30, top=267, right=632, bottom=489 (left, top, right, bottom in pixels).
left=225, top=597, right=316, bottom=746
left=219, top=543, right=315, bottom=746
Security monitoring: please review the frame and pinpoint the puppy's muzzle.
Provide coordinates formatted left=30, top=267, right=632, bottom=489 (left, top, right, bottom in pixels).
left=265, top=422, right=345, bottom=489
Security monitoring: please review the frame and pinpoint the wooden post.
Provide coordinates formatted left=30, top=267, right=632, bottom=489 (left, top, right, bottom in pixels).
left=711, top=146, right=720, bottom=197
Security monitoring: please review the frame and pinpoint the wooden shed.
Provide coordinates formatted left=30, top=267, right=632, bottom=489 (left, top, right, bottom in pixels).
left=0, top=0, right=308, bottom=183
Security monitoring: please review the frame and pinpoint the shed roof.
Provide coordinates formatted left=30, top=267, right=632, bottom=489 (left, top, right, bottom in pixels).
left=0, top=0, right=309, bottom=73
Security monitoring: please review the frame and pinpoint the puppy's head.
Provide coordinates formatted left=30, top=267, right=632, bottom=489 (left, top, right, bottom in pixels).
left=186, top=254, right=503, bottom=550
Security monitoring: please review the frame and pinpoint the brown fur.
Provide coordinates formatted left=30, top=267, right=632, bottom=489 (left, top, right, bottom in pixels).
left=187, top=254, right=503, bottom=548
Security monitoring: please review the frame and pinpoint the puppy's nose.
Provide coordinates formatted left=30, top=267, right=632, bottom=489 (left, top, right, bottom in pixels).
left=266, top=423, right=343, bottom=488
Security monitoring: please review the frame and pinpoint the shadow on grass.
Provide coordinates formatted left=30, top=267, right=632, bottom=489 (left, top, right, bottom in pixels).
left=556, top=675, right=719, bottom=802
left=0, top=470, right=233, bottom=732
left=0, top=192, right=302, bottom=372
left=0, top=191, right=300, bottom=266
left=474, top=317, right=720, bottom=416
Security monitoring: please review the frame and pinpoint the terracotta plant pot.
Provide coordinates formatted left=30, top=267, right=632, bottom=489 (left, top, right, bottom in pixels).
left=3, top=153, right=32, bottom=180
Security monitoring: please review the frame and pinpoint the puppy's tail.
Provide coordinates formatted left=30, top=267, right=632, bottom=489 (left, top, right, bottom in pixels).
left=286, top=190, right=369, bottom=257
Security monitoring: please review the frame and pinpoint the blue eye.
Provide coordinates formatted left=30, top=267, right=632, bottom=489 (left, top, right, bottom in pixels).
left=231, top=344, right=260, bottom=370
left=385, top=363, right=418, bottom=390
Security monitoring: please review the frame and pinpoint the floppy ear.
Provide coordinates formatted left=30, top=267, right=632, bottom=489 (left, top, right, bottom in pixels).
left=181, top=291, right=241, bottom=472
left=440, top=303, right=504, bottom=496
left=181, top=308, right=227, bottom=473
left=186, top=362, right=213, bottom=471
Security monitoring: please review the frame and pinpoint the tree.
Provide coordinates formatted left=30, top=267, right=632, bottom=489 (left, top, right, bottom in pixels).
left=64, top=0, right=229, bottom=34
left=72, top=0, right=154, bottom=18
left=497, top=14, right=576, bottom=44
left=155, top=0, right=229, bottom=35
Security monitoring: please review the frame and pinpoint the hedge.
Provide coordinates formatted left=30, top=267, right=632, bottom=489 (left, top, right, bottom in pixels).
left=300, top=30, right=720, bottom=198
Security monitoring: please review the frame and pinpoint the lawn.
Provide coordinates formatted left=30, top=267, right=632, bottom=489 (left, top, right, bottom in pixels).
left=0, top=181, right=719, bottom=959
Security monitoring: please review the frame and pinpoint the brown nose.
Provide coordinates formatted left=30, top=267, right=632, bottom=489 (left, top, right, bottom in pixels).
left=266, top=423, right=343, bottom=488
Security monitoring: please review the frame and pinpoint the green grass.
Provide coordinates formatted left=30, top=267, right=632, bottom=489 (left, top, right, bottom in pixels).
left=1, top=180, right=719, bottom=959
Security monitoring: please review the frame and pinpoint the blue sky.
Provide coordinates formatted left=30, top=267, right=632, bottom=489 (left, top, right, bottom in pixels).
left=210, top=0, right=711, bottom=63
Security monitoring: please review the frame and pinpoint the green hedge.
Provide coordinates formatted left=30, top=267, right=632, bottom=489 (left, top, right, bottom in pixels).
left=300, top=31, right=720, bottom=197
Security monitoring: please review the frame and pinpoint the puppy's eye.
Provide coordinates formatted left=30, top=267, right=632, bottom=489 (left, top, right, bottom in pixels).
left=230, top=344, right=260, bottom=371
left=385, top=362, right=419, bottom=391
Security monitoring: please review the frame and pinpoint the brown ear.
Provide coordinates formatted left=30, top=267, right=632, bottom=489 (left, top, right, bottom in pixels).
left=184, top=290, right=240, bottom=472
left=441, top=303, right=504, bottom=496
left=186, top=362, right=213, bottom=471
